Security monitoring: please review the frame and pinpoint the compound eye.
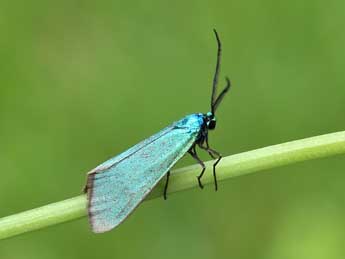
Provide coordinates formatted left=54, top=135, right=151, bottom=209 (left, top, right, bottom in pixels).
left=208, top=120, right=216, bottom=130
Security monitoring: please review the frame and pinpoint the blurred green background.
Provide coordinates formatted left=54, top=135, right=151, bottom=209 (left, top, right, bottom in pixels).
left=1, top=0, right=345, bottom=258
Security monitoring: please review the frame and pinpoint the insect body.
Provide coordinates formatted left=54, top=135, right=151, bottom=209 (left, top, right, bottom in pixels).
left=84, top=29, right=231, bottom=233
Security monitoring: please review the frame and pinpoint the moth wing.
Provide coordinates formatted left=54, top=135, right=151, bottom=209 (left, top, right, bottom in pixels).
left=85, top=122, right=200, bottom=233
left=85, top=122, right=179, bottom=175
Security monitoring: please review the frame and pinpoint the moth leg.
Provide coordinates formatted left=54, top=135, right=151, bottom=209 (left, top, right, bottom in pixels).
left=189, top=146, right=206, bottom=189
left=163, top=171, right=170, bottom=200
left=200, top=137, right=222, bottom=191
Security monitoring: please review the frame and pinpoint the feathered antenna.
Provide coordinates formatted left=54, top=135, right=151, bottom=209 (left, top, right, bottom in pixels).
left=211, top=29, right=231, bottom=114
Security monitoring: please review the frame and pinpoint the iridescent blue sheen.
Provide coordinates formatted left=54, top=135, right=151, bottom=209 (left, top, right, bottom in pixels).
left=85, top=114, right=204, bottom=233
left=85, top=29, right=231, bottom=233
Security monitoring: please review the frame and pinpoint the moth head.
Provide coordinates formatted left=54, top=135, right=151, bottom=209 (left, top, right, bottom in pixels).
left=205, top=112, right=216, bottom=130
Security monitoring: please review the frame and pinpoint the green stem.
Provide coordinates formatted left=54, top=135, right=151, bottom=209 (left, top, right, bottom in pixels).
left=1, top=131, right=345, bottom=240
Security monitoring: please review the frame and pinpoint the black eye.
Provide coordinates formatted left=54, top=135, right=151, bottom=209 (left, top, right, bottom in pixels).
left=208, top=120, right=216, bottom=130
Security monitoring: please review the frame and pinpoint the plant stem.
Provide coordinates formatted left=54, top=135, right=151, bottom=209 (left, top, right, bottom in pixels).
left=0, top=131, right=344, bottom=240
